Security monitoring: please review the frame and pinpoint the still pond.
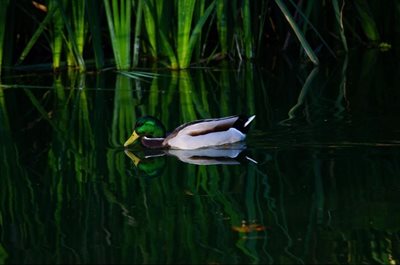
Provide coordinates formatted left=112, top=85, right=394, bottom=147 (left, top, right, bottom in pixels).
left=0, top=51, right=399, bottom=264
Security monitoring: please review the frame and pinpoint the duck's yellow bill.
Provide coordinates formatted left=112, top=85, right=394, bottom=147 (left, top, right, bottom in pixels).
left=124, top=131, right=140, bottom=147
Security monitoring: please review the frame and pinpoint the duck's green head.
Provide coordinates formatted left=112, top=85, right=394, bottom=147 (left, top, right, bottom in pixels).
left=124, top=116, right=166, bottom=147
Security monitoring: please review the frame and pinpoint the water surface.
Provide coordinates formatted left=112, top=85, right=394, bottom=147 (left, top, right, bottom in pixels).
left=0, top=51, right=399, bottom=264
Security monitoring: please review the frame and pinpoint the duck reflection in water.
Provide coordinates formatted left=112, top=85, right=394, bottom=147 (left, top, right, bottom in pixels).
left=124, top=142, right=257, bottom=177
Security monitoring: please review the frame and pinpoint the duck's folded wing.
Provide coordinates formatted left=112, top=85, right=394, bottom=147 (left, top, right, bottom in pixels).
left=168, top=116, right=239, bottom=139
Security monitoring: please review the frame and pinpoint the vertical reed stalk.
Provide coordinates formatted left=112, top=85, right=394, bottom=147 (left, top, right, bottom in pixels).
left=0, top=0, right=9, bottom=74
left=354, top=0, right=380, bottom=42
left=50, top=0, right=64, bottom=70
left=274, top=0, right=319, bottom=65
left=242, top=0, right=253, bottom=58
left=193, top=0, right=205, bottom=61
left=332, top=0, right=348, bottom=52
left=104, top=0, right=132, bottom=69
left=133, top=0, right=143, bottom=67
left=86, top=0, right=105, bottom=69
left=216, top=0, right=228, bottom=56
left=177, top=0, right=216, bottom=69
left=67, top=0, right=86, bottom=68
left=177, top=0, right=196, bottom=68
left=142, top=0, right=158, bottom=58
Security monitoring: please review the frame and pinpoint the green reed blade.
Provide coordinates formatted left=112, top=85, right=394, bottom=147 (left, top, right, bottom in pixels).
left=354, top=0, right=380, bottom=42
left=133, top=0, right=143, bottom=67
left=177, top=0, right=196, bottom=68
left=85, top=0, right=105, bottom=69
left=118, top=70, right=159, bottom=83
left=332, top=0, right=348, bottom=52
left=104, top=0, right=132, bottom=69
left=55, top=0, right=86, bottom=70
left=216, top=0, right=227, bottom=56
left=71, top=0, right=86, bottom=60
left=51, top=0, right=65, bottom=69
left=274, top=0, right=319, bottom=65
left=288, top=0, right=335, bottom=58
left=193, top=0, right=205, bottom=61
left=16, top=7, right=56, bottom=66
left=104, top=0, right=121, bottom=67
left=256, top=1, right=268, bottom=58
left=243, top=0, right=253, bottom=58
left=119, top=71, right=160, bottom=78
left=142, top=0, right=158, bottom=58
left=182, top=0, right=216, bottom=68
left=0, top=0, right=9, bottom=74
left=159, top=31, right=178, bottom=69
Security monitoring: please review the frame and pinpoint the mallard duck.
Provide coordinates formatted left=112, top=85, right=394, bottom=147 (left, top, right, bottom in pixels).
left=124, top=115, right=256, bottom=150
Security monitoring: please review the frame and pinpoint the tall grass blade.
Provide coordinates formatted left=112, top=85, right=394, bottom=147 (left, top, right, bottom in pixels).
left=86, top=0, right=105, bottom=69
left=180, top=0, right=216, bottom=68
left=68, top=0, right=87, bottom=68
left=177, top=0, right=196, bottom=68
left=0, top=0, right=10, bottom=74
left=193, top=0, right=205, bottom=61
left=274, top=0, right=319, bottom=65
left=142, top=0, right=158, bottom=58
left=51, top=0, right=64, bottom=69
left=159, top=31, right=178, bottom=69
left=243, top=0, right=254, bottom=58
left=53, top=0, right=86, bottom=70
left=216, top=0, right=228, bottom=56
left=288, top=0, right=336, bottom=57
left=133, top=0, right=143, bottom=67
left=354, top=0, right=380, bottom=42
left=16, top=8, right=56, bottom=66
left=103, top=0, right=132, bottom=69
left=72, top=0, right=86, bottom=55
left=332, top=0, right=348, bottom=52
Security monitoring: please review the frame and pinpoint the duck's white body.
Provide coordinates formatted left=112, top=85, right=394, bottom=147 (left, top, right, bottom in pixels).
left=162, top=115, right=255, bottom=150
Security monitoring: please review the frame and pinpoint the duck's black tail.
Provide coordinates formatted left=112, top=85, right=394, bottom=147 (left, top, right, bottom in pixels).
left=233, top=115, right=256, bottom=134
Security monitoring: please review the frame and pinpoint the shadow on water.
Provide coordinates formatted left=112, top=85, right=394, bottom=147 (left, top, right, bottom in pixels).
left=0, top=51, right=400, bottom=264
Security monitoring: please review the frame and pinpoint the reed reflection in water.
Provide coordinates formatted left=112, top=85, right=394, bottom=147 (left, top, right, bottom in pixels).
left=0, top=52, right=399, bottom=264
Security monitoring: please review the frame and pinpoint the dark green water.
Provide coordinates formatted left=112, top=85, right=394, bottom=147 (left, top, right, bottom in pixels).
left=1, top=51, right=400, bottom=264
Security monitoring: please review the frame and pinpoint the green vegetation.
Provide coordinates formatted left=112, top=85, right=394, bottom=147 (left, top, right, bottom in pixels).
left=0, top=0, right=10, bottom=74
left=0, top=0, right=398, bottom=72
